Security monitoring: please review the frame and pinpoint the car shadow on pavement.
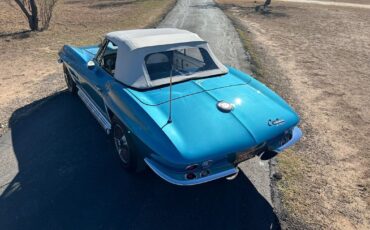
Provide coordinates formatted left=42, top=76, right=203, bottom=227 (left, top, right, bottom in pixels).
left=0, top=91, right=280, bottom=230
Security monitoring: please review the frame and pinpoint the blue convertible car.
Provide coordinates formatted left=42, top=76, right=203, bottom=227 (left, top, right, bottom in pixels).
left=58, top=28, right=302, bottom=186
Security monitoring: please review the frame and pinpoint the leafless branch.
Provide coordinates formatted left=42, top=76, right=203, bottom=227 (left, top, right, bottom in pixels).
left=12, top=0, right=58, bottom=31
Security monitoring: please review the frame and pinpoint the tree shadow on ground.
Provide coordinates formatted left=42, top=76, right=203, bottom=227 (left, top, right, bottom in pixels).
left=88, top=1, right=136, bottom=10
left=0, top=91, right=280, bottom=230
left=0, top=30, right=32, bottom=40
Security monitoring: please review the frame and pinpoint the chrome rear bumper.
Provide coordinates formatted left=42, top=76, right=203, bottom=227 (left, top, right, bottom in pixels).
left=145, top=126, right=302, bottom=186
left=276, top=126, right=302, bottom=152
left=144, top=158, right=238, bottom=186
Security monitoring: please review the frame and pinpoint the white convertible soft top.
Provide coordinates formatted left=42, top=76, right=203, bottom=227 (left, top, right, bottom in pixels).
left=105, top=28, right=228, bottom=89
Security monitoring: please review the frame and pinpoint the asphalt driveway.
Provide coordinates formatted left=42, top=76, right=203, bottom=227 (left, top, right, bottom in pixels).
left=0, top=92, right=278, bottom=229
left=0, top=1, right=278, bottom=229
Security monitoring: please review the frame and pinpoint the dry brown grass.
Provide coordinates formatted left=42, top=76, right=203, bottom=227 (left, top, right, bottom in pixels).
left=310, top=0, right=370, bottom=3
left=0, top=0, right=175, bottom=132
left=216, top=0, right=370, bottom=229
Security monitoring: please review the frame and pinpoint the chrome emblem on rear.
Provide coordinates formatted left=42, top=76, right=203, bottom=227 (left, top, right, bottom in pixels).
left=217, top=101, right=234, bottom=112
left=268, top=118, right=285, bottom=126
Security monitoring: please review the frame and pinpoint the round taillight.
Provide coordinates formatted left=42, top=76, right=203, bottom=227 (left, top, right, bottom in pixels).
left=280, top=133, right=292, bottom=146
left=185, top=164, right=198, bottom=171
left=200, top=169, right=210, bottom=177
left=185, top=172, right=196, bottom=180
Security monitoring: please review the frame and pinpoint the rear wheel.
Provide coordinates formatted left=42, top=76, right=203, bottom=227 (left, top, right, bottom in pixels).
left=63, top=64, right=77, bottom=94
left=112, top=117, right=137, bottom=172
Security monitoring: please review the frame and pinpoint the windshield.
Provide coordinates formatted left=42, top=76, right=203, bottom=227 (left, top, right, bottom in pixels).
left=144, top=47, right=218, bottom=81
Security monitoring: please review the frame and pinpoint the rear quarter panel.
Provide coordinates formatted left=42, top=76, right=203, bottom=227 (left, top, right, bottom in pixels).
left=104, top=81, right=187, bottom=167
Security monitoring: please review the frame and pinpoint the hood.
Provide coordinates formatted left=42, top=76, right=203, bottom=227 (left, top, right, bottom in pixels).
left=129, top=67, right=299, bottom=163
left=67, top=45, right=100, bottom=62
left=59, top=45, right=99, bottom=66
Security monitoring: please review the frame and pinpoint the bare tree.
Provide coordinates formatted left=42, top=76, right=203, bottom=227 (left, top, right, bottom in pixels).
left=255, top=0, right=272, bottom=13
left=13, top=0, right=58, bottom=31
left=264, top=0, right=272, bottom=8
left=39, top=0, right=58, bottom=30
left=14, top=0, right=39, bottom=31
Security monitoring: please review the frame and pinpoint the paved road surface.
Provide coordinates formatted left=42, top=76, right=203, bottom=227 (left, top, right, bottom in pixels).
left=0, top=1, right=278, bottom=229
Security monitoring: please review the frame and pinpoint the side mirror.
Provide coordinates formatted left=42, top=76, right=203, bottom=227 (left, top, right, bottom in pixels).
left=87, top=60, right=95, bottom=69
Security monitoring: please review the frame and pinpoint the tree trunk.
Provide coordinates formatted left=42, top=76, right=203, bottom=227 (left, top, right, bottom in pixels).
left=264, top=0, right=272, bottom=7
left=14, top=0, right=39, bottom=31
left=28, top=0, right=39, bottom=31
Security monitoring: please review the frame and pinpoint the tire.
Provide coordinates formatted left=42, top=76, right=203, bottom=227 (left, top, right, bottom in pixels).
left=112, top=116, right=137, bottom=172
left=63, top=64, right=77, bottom=94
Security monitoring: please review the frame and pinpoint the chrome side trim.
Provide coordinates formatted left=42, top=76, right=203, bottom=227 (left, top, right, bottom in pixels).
left=276, top=126, right=302, bottom=152
left=144, top=158, right=238, bottom=186
left=77, top=87, right=111, bottom=132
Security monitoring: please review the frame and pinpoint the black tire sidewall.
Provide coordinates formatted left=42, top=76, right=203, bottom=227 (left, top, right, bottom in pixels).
left=112, top=117, right=137, bottom=172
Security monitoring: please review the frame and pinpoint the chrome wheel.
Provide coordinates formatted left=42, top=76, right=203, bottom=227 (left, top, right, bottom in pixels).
left=113, top=124, right=130, bottom=164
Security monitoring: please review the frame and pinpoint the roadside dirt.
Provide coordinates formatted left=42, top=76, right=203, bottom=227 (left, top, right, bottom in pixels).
left=280, top=0, right=370, bottom=9
left=289, top=0, right=370, bottom=4
left=216, top=0, right=370, bottom=229
left=0, top=0, right=175, bottom=135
